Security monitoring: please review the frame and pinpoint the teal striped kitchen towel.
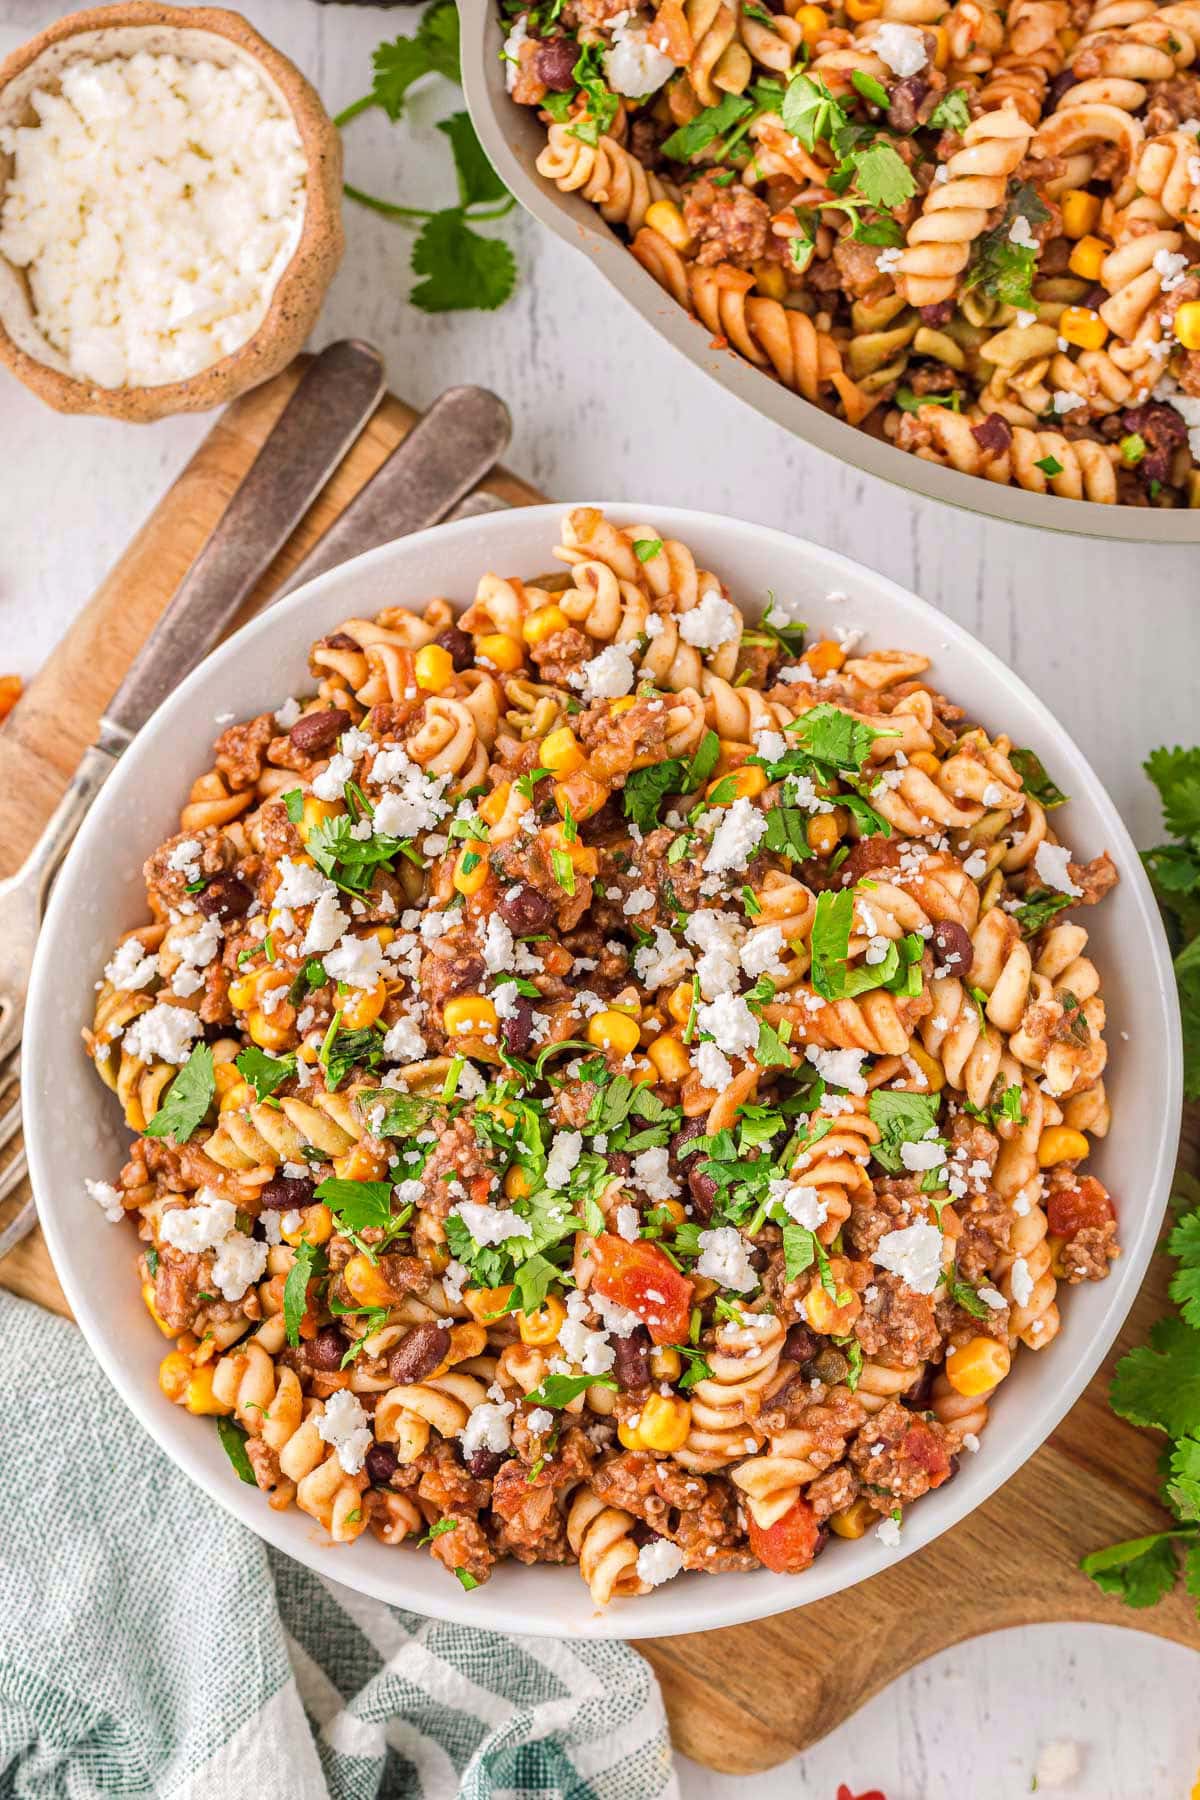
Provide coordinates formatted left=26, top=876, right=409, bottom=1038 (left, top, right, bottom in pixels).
left=0, top=1291, right=677, bottom=1800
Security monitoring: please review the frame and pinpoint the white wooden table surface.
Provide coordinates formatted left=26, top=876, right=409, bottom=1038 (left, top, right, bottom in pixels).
left=1, top=2, right=1197, bottom=1793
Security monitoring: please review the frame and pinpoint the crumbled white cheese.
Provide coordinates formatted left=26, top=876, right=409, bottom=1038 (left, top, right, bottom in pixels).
left=324, top=931, right=387, bottom=991
left=740, top=924, right=787, bottom=980
left=158, top=1189, right=267, bottom=1301
left=977, top=1285, right=1007, bottom=1311
left=302, top=889, right=349, bottom=956
left=686, top=908, right=743, bottom=998
left=678, top=591, right=740, bottom=651
left=771, top=1180, right=827, bottom=1231
left=274, top=857, right=334, bottom=912
left=503, top=13, right=530, bottom=92
left=623, top=886, right=656, bottom=917
left=0, top=52, right=306, bottom=388
left=1008, top=212, right=1039, bottom=250
left=696, top=992, right=759, bottom=1058
left=1033, top=841, right=1082, bottom=896
left=459, top=1397, right=515, bottom=1457
left=804, top=1044, right=868, bottom=1095
left=545, top=1129, right=583, bottom=1190
left=636, top=1538, right=686, bottom=1586
left=105, top=937, right=160, bottom=991
left=166, top=839, right=203, bottom=884
left=122, top=1002, right=203, bottom=1066
left=593, top=1292, right=642, bottom=1338
left=704, top=797, right=767, bottom=875
left=875, top=245, right=903, bottom=274
left=696, top=1226, right=757, bottom=1292
left=874, top=21, right=928, bottom=75
left=1153, top=247, right=1189, bottom=291
left=274, top=697, right=301, bottom=729
left=450, top=1200, right=532, bottom=1246
left=526, top=1406, right=554, bottom=1435
left=372, top=757, right=452, bottom=839
left=634, top=925, right=694, bottom=990
left=86, top=1178, right=124, bottom=1223
left=615, top=1204, right=641, bottom=1242
left=693, top=1042, right=734, bottom=1090
left=872, top=1222, right=943, bottom=1294
left=311, top=752, right=355, bottom=802
left=632, top=1146, right=680, bottom=1201
left=603, top=14, right=678, bottom=96
left=317, top=1389, right=372, bottom=1475
left=556, top=1288, right=616, bottom=1374
left=571, top=644, right=636, bottom=701
left=1010, top=1255, right=1034, bottom=1307
left=899, top=1136, right=946, bottom=1174
left=876, top=1515, right=903, bottom=1548
left=1051, top=390, right=1086, bottom=415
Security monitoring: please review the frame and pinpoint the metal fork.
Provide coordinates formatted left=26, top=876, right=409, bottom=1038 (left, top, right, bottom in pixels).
left=0, top=367, right=512, bottom=1263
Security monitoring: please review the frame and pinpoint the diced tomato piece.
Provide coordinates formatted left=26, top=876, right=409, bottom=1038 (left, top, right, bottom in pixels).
left=900, top=1417, right=952, bottom=1489
left=1046, top=1174, right=1116, bottom=1240
left=747, top=1495, right=821, bottom=1574
left=589, top=1233, right=693, bottom=1346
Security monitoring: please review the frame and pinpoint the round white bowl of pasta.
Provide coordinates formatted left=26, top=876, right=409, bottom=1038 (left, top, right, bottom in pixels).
left=25, top=504, right=1180, bottom=1638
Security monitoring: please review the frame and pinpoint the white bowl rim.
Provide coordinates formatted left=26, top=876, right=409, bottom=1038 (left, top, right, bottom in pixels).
left=458, top=0, right=1200, bottom=546
left=25, top=501, right=1183, bottom=1640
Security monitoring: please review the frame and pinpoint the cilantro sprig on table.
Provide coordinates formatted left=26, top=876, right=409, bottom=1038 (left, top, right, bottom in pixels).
left=1141, top=746, right=1200, bottom=1098
left=333, top=0, right=519, bottom=313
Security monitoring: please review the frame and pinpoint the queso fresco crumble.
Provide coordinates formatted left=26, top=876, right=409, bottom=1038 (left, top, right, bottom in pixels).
left=0, top=51, right=307, bottom=388
left=85, top=508, right=1121, bottom=1605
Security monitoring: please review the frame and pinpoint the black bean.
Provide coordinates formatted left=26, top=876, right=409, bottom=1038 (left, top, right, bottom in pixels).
left=611, top=1325, right=653, bottom=1390
left=932, top=919, right=973, bottom=976
left=467, top=1448, right=506, bottom=1479
left=607, top=1152, right=633, bottom=1179
left=1047, top=69, right=1077, bottom=108
left=686, top=1162, right=718, bottom=1223
left=307, top=1325, right=349, bottom=1371
left=259, top=1175, right=316, bottom=1211
left=782, top=1323, right=818, bottom=1363
left=501, top=997, right=535, bottom=1059
left=497, top=884, right=554, bottom=934
left=288, top=707, right=351, bottom=757
left=196, top=872, right=252, bottom=921
left=387, top=1322, right=451, bottom=1386
left=435, top=625, right=473, bottom=670
left=365, top=1442, right=399, bottom=1486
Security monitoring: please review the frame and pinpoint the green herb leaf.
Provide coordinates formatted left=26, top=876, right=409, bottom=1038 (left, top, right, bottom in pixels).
left=283, top=1239, right=322, bottom=1347
left=525, top=1371, right=618, bottom=1409
left=550, top=848, right=576, bottom=895
left=661, top=90, right=753, bottom=161
left=895, top=387, right=962, bottom=414
left=1014, top=889, right=1074, bottom=936
left=315, top=1177, right=395, bottom=1234
left=1080, top=1532, right=1186, bottom=1609
left=143, top=1044, right=215, bottom=1143
left=410, top=209, right=518, bottom=314
left=782, top=1222, right=817, bottom=1282
left=235, top=1045, right=296, bottom=1103
left=850, top=69, right=890, bottom=109
left=780, top=72, right=846, bottom=150
left=437, top=110, right=507, bottom=208
left=321, top=1026, right=384, bottom=1092
left=1035, top=454, right=1064, bottom=478
left=964, top=180, right=1049, bottom=309
left=1145, top=746, right=1200, bottom=843
left=1010, top=747, right=1068, bottom=811
left=367, top=0, right=460, bottom=121
left=455, top=1567, right=481, bottom=1590
left=928, top=88, right=971, bottom=131
left=868, top=1089, right=942, bottom=1174
left=849, top=141, right=916, bottom=210
left=633, top=538, right=664, bottom=563
left=216, top=1415, right=257, bottom=1485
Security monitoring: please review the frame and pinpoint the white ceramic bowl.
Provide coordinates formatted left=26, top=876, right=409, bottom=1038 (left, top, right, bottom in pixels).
left=459, top=2, right=1200, bottom=545
left=25, top=504, right=1182, bottom=1639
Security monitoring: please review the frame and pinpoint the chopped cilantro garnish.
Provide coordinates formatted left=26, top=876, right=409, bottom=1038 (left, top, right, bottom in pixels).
left=1010, top=747, right=1068, bottom=811
left=216, top=1415, right=257, bottom=1485
left=143, top=1044, right=215, bottom=1144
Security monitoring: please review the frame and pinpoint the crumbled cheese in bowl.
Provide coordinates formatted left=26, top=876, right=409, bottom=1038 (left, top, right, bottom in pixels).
left=0, top=49, right=307, bottom=389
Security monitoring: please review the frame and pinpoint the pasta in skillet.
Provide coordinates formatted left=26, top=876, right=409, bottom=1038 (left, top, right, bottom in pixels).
left=500, top=0, right=1200, bottom=508
left=85, top=509, right=1121, bottom=1601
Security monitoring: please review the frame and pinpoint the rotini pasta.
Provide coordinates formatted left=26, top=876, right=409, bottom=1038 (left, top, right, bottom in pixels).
left=86, top=508, right=1121, bottom=1603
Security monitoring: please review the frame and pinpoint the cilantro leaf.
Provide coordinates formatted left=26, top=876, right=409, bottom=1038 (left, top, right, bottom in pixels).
left=283, top=1239, right=322, bottom=1347
left=526, top=1371, right=617, bottom=1409
left=895, top=388, right=962, bottom=415
left=315, top=1177, right=395, bottom=1234
left=411, top=210, right=517, bottom=313
left=1145, top=745, right=1200, bottom=842
left=321, top=1026, right=383, bottom=1093
left=216, top=1415, right=257, bottom=1486
left=143, top=1044, right=215, bottom=1143
left=850, top=69, right=890, bottom=109
left=371, top=1092, right=440, bottom=1139
left=661, top=91, right=752, bottom=161
left=756, top=1016, right=792, bottom=1069
left=781, top=72, right=846, bottom=150
left=1167, top=1435, right=1200, bottom=1522
left=437, top=111, right=507, bottom=209
left=809, top=889, right=905, bottom=1001
left=1010, top=747, right=1068, bottom=811
left=928, top=88, right=971, bottom=131
left=948, top=1277, right=990, bottom=1320
left=1110, top=1315, right=1200, bottom=1441
left=1080, top=1532, right=1184, bottom=1609
left=782, top=1223, right=817, bottom=1282
left=849, top=141, right=916, bottom=210
left=364, top=0, right=460, bottom=121
left=787, top=702, right=882, bottom=772
left=763, top=806, right=815, bottom=864
left=1035, top=454, right=1064, bottom=478
left=1168, top=1210, right=1200, bottom=1329
left=633, top=538, right=663, bottom=563
left=1014, top=889, right=1074, bottom=936
left=235, top=1046, right=296, bottom=1103
left=868, top=1089, right=941, bottom=1174
left=964, top=181, right=1049, bottom=309
left=621, top=730, right=720, bottom=831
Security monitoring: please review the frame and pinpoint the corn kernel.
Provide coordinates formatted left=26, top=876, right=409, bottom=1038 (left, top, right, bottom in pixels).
left=522, top=604, right=570, bottom=646
left=554, top=771, right=608, bottom=821
left=444, top=994, right=499, bottom=1036
left=806, top=814, right=840, bottom=858
left=753, top=260, right=787, bottom=301
left=414, top=643, right=454, bottom=693
left=453, top=846, right=489, bottom=896
left=644, top=199, right=693, bottom=252
left=587, top=1010, right=642, bottom=1057
left=246, top=1007, right=293, bottom=1051
left=540, top=725, right=586, bottom=776
left=907, top=1044, right=945, bottom=1094
left=212, top=1061, right=244, bottom=1101
left=629, top=1056, right=656, bottom=1086
left=504, top=1165, right=532, bottom=1201
left=475, top=632, right=524, bottom=673
left=804, top=639, right=846, bottom=677
left=1067, top=234, right=1110, bottom=281
left=844, top=0, right=880, bottom=16
left=794, top=1, right=828, bottom=38
left=1173, top=299, right=1200, bottom=350
left=1057, top=306, right=1107, bottom=350
left=464, top=1283, right=515, bottom=1323
left=220, top=1079, right=256, bottom=1114
left=946, top=1335, right=1011, bottom=1397
left=647, top=1032, right=691, bottom=1083
left=707, top=763, right=768, bottom=805
left=158, top=1350, right=193, bottom=1403
left=478, top=782, right=512, bottom=827
left=341, top=977, right=387, bottom=1031
left=418, top=1239, right=451, bottom=1275
left=518, top=1294, right=568, bottom=1346
left=1060, top=188, right=1101, bottom=239
left=650, top=1346, right=683, bottom=1381
left=910, top=750, right=942, bottom=778
left=666, top=981, right=694, bottom=1027
left=930, top=22, right=949, bottom=65
left=609, top=695, right=638, bottom=714
left=830, top=1497, right=877, bottom=1540
left=1037, top=1125, right=1089, bottom=1168
left=334, top=1140, right=387, bottom=1183
left=638, top=1393, right=692, bottom=1452
left=803, top=1277, right=861, bottom=1335
left=300, top=795, right=341, bottom=847
left=141, top=1279, right=175, bottom=1337
left=618, top=1417, right=647, bottom=1451
left=343, top=1251, right=394, bottom=1310
left=184, top=1364, right=232, bottom=1416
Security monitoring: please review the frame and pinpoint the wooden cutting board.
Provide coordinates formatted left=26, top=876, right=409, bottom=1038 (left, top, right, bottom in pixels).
left=1, top=362, right=1196, bottom=1777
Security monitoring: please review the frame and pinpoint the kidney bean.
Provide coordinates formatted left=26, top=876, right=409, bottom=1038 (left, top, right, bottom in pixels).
left=497, top=884, right=554, bottom=934
left=365, top=1442, right=399, bottom=1486
left=782, top=1323, right=818, bottom=1363
left=435, top=625, right=474, bottom=670
left=307, top=1325, right=349, bottom=1371
left=612, top=1325, right=653, bottom=1390
left=387, top=1322, right=451, bottom=1386
left=501, top=998, right=535, bottom=1059
left=533, top=36, right=577, bottom=89
left=259, top=1175, right=316, bottom=1211
left=670, top=1119, right=706, bottom=1161
left=839, top=836, right=900, bottom=885
left=887, top=74, right=928, bottom=132
left=908, top=1364, right=936, bottom=1410
left=919, top=301, right=954, bottom=327
left=323, top=632, right=360, bottom=651
left=196, top=872, right=252, bottom=921
left=970, top=412, right=1013, bottom=455
left=288, top=707, right=351, bottom=757
left=932, top=919, right=973, bottom=976
left=467, top=1448, right=506, bottom=1480
left=607, top=1152, right=633, bottom=1179
left=1047, top=69, right=1077, bottom=108
left=686, top=1163, right=718, bottom=1222
left=811, top=1525, right=831, bottom=1560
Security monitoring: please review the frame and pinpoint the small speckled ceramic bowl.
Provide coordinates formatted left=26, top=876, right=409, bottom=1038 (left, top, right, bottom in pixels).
left=0, top=2, right=344, bottom=422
